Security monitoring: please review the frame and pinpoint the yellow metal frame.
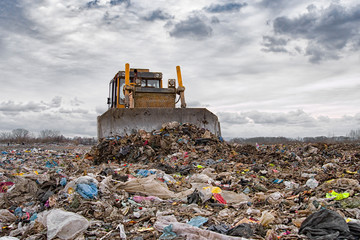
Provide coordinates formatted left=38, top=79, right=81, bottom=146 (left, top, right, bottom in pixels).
left=115, top=63, right=182, bottom=108
left=176, top=66, right=183, bottom=87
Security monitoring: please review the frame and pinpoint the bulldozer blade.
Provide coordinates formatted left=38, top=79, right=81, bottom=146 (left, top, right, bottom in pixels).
left=97, top=108, right=221, bottom=139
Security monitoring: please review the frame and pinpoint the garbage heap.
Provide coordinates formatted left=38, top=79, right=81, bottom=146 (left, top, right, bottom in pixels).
left=1, top=122, right=360, bottom=240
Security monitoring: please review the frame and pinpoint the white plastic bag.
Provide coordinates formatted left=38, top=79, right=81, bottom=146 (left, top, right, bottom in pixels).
left=37, top=208, right=89, bottom=240
left=0, top=209, right=16, bottom=222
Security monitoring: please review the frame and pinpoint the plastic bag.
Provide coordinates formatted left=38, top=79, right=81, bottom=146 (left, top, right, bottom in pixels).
left=260, top=211, right=275, bottom=226
left=117, top=175, right=177, bottom=199
left=73, top=176, right=99, bottom=199
left=189, top=174, right=214, bottom=184
left=76, top=182, right=98, bottom=199
left=207, top=224, right=230, bottom=234
left=267, top=192, right=283, bottom=205
left=299, top=209, right=353, bottom=239
left=37, top=208, right=89, bottom=240
left=220, top=190, right=250, bottom=204
left=227, top=223, right=254, bottom=238
left=0, top=209, right=17, bottom=222
left=187, top=216, right=208, bottom=227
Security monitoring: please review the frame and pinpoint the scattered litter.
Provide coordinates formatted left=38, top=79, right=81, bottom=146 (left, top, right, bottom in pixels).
left=1, top=124, right=360, bottom=239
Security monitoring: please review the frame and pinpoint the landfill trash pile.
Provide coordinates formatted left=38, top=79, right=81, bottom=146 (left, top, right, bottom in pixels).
left=1, top=122, right=360, bottom=239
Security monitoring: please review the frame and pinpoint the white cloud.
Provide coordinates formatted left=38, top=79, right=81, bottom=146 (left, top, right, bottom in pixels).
left=218, top=110, right=360, bottom=138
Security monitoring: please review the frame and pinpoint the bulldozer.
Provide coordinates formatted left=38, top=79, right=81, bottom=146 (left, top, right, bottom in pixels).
left=97, top=63, right=221, bottom=138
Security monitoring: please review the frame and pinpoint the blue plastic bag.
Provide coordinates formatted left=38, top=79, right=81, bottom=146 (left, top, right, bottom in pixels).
left=76, top=183, right=98, bottom=199
left=187, top=216, right=208, bottom=227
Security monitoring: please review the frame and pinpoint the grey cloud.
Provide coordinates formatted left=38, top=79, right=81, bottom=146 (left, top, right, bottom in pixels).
left=95, top=105, right=107, bottom=115
left=294, top=46, right=302, bottom=53
left=40, top=97, right=62, bottom=108
left=87, top=0, right=130, bottom=9
left=0, top=0, right=37, bottom=35
left=217, top=112, right=250, bottom=125
left=305, top=42, right=340, bottom=63
left=260, top=0, right=284, bottom=8
left=187, top=101, right=210, bottom=108
left=211, top=17, right=220, bottom=24
left=356, top=113, right=360, bottom=121
left=103, top=12, right=120, bottom=24
left=317, top=115, right=330, bottom=122
left=70, top=97, right=84, bottom=107
left=261, top=35, right=288, bottom=53
left=169, top=16, right=212, bottom=40
left=0, top=101, right=47, bottom=114
left=218, top=110, right=317, bottom=126
left=246, top=111, right=289, bottom=124
left=0, top=97, right=62, bottom=115
left=259, top=0, right=301, bottom=9
left=41, top=96, right=62, bottom=108
left=59, top=108, right=89, bottom=114
left=187, top=101, right=202, bottom=108
left=269, top=3, right=360, bottom=62
left=143, top=9, right=173, bottom=21
left=86, top=0, right=100, bottom=9
left=110, top=0, right=130, bottom=7
left=0, top=111, right=97, bottom=137
left=204, top=2, right=247, bottom=13
left=259, top=0, right=302, bottom=14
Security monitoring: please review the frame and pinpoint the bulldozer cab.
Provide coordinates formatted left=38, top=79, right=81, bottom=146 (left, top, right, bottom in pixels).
left=107, top=65, right=183, bottom=109
left=108, top=69, right=165, bottom=108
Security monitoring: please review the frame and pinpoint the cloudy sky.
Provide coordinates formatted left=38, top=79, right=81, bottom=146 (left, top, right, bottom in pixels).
left=1, top=0, right=359, bottom=139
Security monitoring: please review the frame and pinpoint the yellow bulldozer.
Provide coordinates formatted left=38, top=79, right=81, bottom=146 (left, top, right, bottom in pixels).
left=97, top=63, right=221, bottom=138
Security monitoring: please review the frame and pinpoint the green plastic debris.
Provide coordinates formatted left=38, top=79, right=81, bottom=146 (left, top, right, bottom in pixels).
left=326, top=190, right=350, bottom=200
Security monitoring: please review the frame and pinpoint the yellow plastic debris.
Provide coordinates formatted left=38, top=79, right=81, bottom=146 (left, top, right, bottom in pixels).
left=326, top=190, right=350, bottom=200
left=203, top=186, right=222, bottom=193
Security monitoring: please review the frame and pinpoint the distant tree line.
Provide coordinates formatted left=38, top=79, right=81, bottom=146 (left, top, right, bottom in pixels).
left=348, top=129, right=360, bottom=140
left=0, top=128, right=96, bottom=145
left=230, top=128, right=360, bottom=145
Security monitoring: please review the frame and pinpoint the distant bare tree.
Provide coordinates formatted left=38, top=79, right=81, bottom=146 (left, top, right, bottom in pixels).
left=39, top=129, right=61, bottom=139
left=348, top=129, right=360, bottom=140
left=12, top=128, right=30, bottom=143
left=0, top=132, right=12, bottom=142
